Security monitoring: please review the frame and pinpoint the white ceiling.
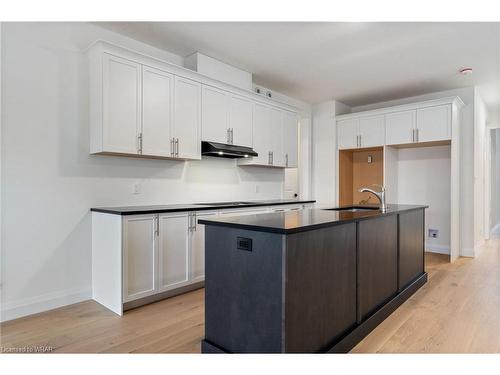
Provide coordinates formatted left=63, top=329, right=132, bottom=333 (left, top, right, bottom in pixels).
left=98, top=22, right=500, bottom=119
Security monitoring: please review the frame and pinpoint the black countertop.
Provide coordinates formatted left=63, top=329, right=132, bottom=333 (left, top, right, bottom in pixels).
left=198, top=204, right=428, bottom=234
left=90, top=199, right=316, bottom=215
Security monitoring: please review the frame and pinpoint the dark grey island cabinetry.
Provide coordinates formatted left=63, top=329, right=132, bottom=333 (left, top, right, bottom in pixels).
left=199, top=205, right=427, bottom=353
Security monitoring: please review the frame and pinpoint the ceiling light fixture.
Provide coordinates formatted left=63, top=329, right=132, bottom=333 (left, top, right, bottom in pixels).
left=459, top=67, right=473, bottom=75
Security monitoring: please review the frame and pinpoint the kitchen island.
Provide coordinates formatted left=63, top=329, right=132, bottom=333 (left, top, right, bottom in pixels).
left=199, top=205, right=428, bottom=353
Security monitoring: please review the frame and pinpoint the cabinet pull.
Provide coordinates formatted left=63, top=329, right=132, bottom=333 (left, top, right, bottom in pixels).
left=175, top=138, right=179, bottom=157
left=137, top=133, right=143, bottom=154
left=193, top=213, right=197, bottom=232
left=412, top=129, right=414, bottom=142
left=230, top=128, right=234, bottom=144
left=271, top=151, right=274, bottom=165
left=155, top=215, right=159, bottom=237
left=285, top=153, right=289, bottom=167
left=416, top=128, right=419, bottom=142
left=170, top=138, right=174, bottom=156
left=227, top=128, right=230, bottom=144
left=359, top=135, right=362, bottom=148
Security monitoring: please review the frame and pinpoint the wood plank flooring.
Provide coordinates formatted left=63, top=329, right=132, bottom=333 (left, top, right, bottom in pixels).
left=1, top=236, right=499, bottom=353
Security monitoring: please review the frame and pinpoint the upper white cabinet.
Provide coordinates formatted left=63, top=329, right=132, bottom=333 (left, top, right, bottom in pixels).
left=359, top=116, right=385, bottom=148
left=174, top=77, right=202, bottom=159
left=239, top=104, right=297, bottom=168
left=339, top=101, right=455, bottom=149
left=141, top=66, right=174, bottom=157
left=202, top=85, right=230, bottom=144
left=100, top=53, right=142, bottom=154
left=337, top=116, right=384, bottom=150
left=283, top=111, right=298, bottom=168
left=416, top=105, right=451, bottom=143
left=337, top=119, right=359, bottom=150
left=229, top=94, right=253, bottom=148
left=385, top=110, right=416, bottom=145
left=89, top=41, right=299, bottom=166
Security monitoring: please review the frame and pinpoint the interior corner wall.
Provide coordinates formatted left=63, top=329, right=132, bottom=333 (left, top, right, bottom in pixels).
left=491, top=129, right=500, bottom=234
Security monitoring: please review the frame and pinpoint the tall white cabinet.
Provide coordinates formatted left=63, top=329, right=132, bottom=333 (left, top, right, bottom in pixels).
left=336, top=97, right=464, bottom=262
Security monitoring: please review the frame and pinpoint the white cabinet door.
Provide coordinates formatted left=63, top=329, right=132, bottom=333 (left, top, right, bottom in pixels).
left=283, top=111, right=298, bottom=168
left=158, top=213, right=190, bottom=293
left=251, top=103, right=273, bottom=165
left=102, top=53, right=141, bottom=154
left=141, top=66, right=173, bottom=157
left=229, top=95, right=253, bottom=147
left=123, top=215, right=157, bottom=302
left=359, top=115, right=385, bottom=148
left=174, top=77, right=202, bottom=160
left=269, top=107, right=284, bottom=167
left=190, top=211, right=217, bottom=282
left=385, top=110, right=416, bottom=145
left=416, top=105, right=451, bottom=143
left=202, top=85, right=229, bottom=144
left=337, top=119, right=359, bottom=150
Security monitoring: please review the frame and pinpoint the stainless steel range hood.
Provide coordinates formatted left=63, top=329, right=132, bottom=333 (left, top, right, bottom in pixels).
left=201, top=141, right=258, bottom=159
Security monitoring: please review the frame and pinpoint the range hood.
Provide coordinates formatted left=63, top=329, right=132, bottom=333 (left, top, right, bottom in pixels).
left=201, top=141, right=258, bottom=159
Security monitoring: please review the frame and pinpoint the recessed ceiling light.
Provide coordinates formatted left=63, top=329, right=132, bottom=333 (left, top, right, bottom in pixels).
left=218, top=151, right=224, bottom=155
left=459, top=67, right=473, bottom=75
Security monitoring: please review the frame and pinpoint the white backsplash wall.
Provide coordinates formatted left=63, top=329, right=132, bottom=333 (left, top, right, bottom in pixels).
left=0, top=22, right=284, bottom=321
left=397, top=145, right=452, bottom=254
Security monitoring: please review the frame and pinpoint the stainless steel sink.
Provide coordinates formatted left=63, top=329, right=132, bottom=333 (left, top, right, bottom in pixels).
left=323, top=206, right=381, bottom=212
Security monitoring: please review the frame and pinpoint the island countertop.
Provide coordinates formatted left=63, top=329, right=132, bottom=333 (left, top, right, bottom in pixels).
left=198, top=204, right=428, bottom=234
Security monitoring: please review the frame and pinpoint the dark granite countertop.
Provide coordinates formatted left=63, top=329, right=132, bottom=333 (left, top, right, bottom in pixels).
left=198, top=204, right=428, bottom=234
left=90, top=199, right=316, bottom=215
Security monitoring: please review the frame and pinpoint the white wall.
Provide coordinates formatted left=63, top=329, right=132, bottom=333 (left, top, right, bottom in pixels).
left=352, top=87, right=477, bottom=257
left=0, top=23, right=297, bottom=321
left=397, top=146, right=451, bottom=254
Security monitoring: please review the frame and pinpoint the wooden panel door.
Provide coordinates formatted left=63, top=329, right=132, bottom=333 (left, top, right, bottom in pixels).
left=123, top=215, right=157, bottom=302
left=399, top=210, right=425, bottom=290
left=283, top=111, right=298, bottom=168
left=359, top=115, right=385, bottom=148
left=385, top=110, right=416, bottom=145
left=102, top=53, right=141, bottom=154
left=201, top=85, right=229, bottom=144
left=251, top=103, right=272, bottom=165
left=174, top=76, right=202, bottom=159
left=269, top=107, right=284, bottom=167
left=358, top=215, right=398, bottom=321
left=229, top=94, right=253, bottom=147
left=416, top=105, right=451, bottom=143
left=190, top=211, right=218, bottom=282
left=141, top=66, right=173, bottom=157
left=158, top=213, right=190, bottom=292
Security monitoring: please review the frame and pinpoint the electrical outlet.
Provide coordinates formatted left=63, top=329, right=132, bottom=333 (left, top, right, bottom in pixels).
left=133, top=182, right=142, bottom=195
left=428, top=229, right=439, bottom=238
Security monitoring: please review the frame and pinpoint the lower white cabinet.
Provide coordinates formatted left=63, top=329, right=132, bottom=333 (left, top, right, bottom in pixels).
left=92, top=203, right=312, bottom=315
left=123, top=215, right=157, bottom=303
left=158, top=213, right=190, bottom=292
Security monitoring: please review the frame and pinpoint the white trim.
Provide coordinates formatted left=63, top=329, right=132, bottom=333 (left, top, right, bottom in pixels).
left=425, top=243, right=450, bottom=255
left=0, top=287, right=91, bottom=322
left=461, top=247, right=476, bottom=258
left=336, top=96, right=464, bottom=121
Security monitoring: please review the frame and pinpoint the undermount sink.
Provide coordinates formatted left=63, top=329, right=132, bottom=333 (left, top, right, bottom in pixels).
left=323, top=206, right=381, bottom=212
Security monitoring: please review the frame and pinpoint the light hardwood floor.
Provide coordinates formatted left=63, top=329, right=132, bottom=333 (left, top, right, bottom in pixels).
left=1, top=236, right=499, bottom=353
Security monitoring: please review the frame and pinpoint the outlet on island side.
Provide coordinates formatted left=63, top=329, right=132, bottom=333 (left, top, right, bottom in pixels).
left=428, top=229, right=439, bottom=238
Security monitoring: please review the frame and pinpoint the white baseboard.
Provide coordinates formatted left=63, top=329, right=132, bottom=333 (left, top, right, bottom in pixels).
left=425, top=243, right=450, bottom=255
left=1, top=287, right=91, bottom=322
left=460, top=247, right=475, bottom=258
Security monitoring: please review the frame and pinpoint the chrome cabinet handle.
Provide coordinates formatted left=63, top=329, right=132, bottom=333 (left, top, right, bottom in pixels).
left=175, top=138, right=179, bottom=157
left=230, top=128, right=233, bottom=144
left=137, top=133, right=143, bottom=154
left=412, top=129, right=415, bottom=142
left=285, top=153, right=289, bottom=167
left=193, top=213, right=197, bottom=231
left=416, top=128, right=419, bottom=142
left=170, top=138, right=174, bottom=156
left=271, top=151, right=274, bottom=165
left=154, top=215, right=159, bottom=237
left=268, top=151, right=272, bottom=165
left=227, top=128, right=230, bottom=144
left=359, top=135, right=362, bottom=148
